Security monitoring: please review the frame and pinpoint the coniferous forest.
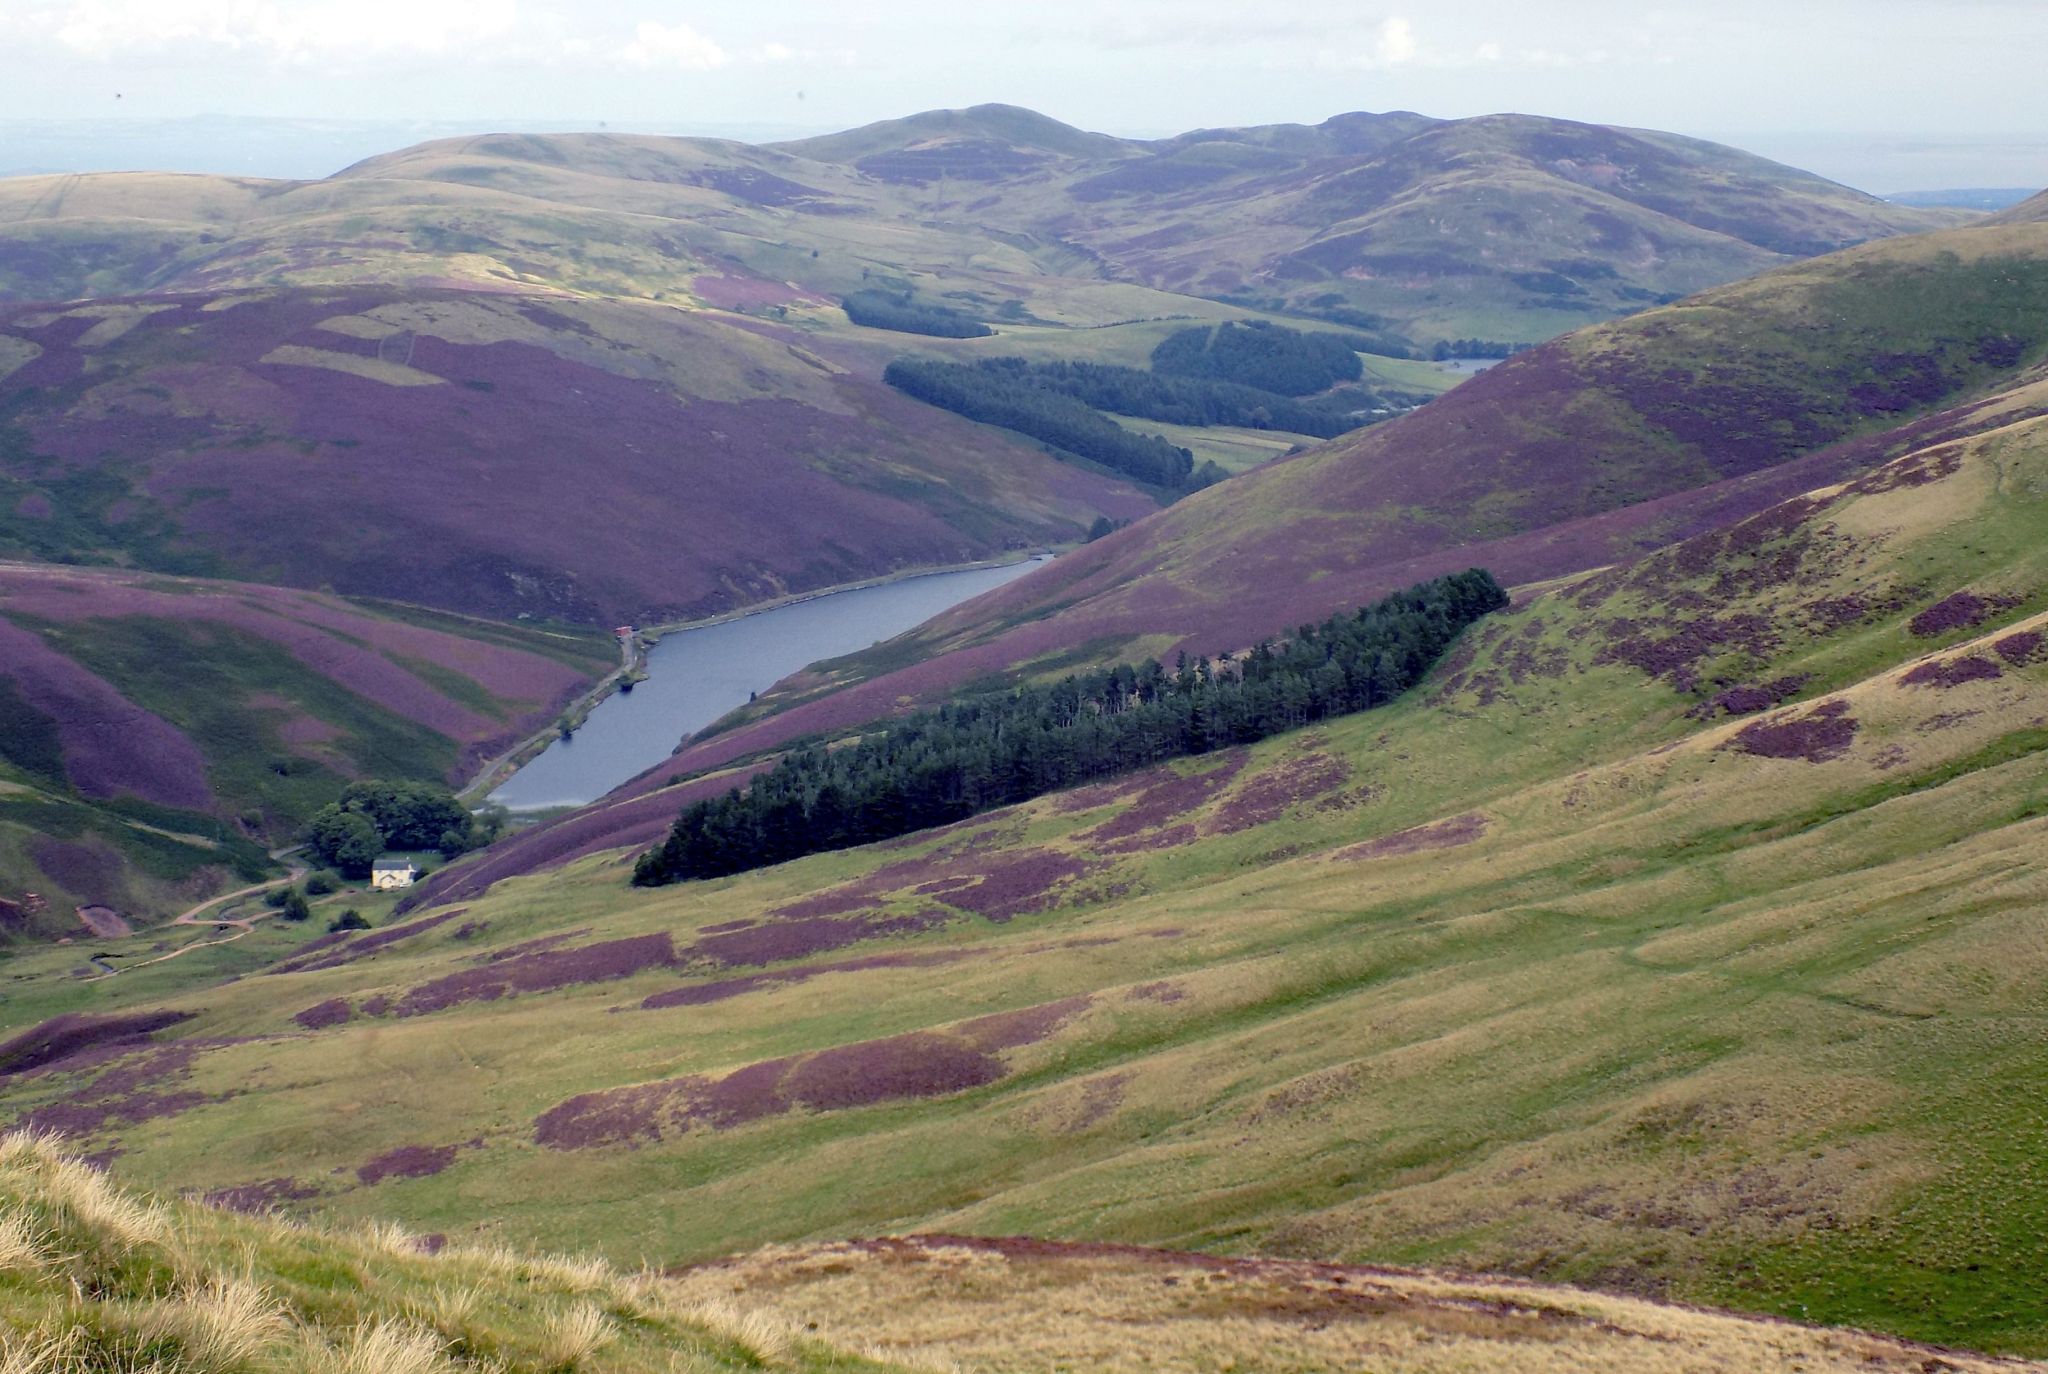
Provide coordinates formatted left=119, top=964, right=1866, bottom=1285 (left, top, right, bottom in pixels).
left=840, top=289, right=994, bottom=338
left=1149, top=320, right=1366, bottom=395
left=883, top=357, right=1198, bottom=487
left=633, top=568, right=1509, bottom=885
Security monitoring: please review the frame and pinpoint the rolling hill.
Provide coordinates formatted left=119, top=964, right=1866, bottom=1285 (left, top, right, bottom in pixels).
left=0, top=562, right=616, bottom=936
left=0, top=286, right=1150, bottom=625
left=0, top=106, right=1964, bottom=349
left=773, top=105, right=1966, bottom=341
left=6, top=215, right=2048, bottom=1360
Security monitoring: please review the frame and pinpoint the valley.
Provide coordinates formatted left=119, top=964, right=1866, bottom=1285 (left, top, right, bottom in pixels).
left=0, top=95, right=2044, bottom=1373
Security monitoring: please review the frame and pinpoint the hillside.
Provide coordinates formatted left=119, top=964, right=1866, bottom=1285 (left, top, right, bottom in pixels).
left=2, top=1134, right=2016, bottom=1374
left=0, top=286, right=1150, bottom=624
left=1989, top=188, right=2048, bottom=223
left=867, top=219, right=2048, bottom=672
left=424, top=216, right=2048, bottom=890
left=5, top=397, right=2047, bottom=1353
left=0, top=563, right=615, bottom=935
left=0, top=106, right=1963, bottom=348
left=771, top=104, right=1965, bottom=340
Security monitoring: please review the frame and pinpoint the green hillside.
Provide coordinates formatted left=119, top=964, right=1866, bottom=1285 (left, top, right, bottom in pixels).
left=1, top=1131, right=2008, bottom=1374
left=5, top=404, right=2045, bottom=1352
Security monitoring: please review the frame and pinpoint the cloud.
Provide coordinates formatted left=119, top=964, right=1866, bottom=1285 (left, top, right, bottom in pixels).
left=1375, top=16, right=1417, bottom=64
left=614, top=19, right=727, bottom=70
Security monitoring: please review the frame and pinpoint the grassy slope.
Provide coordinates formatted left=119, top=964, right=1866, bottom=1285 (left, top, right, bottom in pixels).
left=4, top=416, right=2047, bottom=1353
left=0, top=564, right=614, bottom=934
left=1988, top=189, right=2048, bottom=224
left=4, top=1135, right=2015, bottom=1374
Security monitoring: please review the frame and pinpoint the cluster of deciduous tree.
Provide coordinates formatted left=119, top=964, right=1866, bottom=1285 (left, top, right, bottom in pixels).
left=883, top=358, right=1196, bottom=488
left=633, top=569, right=1508, bottom=885
left=302, top=781, right=490, bottom=878
left=841, top=289, right=993, bottom=338
left=1150, top=321, right=1365, bottom=396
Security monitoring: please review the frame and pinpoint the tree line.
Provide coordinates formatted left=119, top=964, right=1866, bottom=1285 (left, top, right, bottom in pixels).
left=633, top=568, right=1509, bottom=886
left=883, top=357, right=1200, bottom=488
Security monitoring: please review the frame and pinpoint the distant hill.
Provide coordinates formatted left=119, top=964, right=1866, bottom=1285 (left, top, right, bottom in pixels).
left=768, top=104, right=1969, bottom=340
left=0, top=105, right=1966, bottom=346
left=1887, top=187, right=2040, bottom=210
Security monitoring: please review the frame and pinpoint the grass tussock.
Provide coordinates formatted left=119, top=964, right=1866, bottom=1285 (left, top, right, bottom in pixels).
left=539, top=1303, right=613, bottom=1369
left=0, top=1132, right=904, bottom=1373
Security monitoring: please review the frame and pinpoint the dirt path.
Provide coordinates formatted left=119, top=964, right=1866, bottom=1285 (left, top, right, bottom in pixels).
left=83, top=847, right=307, bottom=980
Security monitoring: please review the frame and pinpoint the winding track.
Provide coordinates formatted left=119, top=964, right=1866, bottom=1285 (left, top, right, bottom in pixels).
left=82, top=847, right=307, bottom=979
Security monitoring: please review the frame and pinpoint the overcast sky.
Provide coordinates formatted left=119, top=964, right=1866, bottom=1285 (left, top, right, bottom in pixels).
left=2, top=0, right=2044, bottom=191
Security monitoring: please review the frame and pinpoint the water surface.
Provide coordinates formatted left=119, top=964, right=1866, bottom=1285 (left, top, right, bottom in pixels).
left=490, top=558, right=1049, bottom=810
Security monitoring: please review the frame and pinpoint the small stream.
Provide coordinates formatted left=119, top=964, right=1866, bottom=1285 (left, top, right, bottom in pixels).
left=489, top=557, right=1051, bottom=811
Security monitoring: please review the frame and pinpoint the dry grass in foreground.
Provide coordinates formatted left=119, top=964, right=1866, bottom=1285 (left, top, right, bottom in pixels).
left=0, top=1130, right=899, bottom=1373
left=672, top=1235, right=2046, bottom=1374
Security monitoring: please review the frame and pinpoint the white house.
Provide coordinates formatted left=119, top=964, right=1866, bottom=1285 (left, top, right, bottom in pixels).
left=370, top=858, right=419, bottom=890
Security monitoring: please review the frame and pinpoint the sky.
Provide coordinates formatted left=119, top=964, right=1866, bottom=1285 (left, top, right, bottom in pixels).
left=1, top=0, right=2044, bottom=191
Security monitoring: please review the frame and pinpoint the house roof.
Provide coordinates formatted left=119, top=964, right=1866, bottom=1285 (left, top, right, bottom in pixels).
left=371, top=858, right=417, bottom=872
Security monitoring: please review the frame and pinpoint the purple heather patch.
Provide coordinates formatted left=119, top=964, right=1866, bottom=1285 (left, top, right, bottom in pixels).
left=0, top=1011, right=196, bottom=1077
left=1728, top=700, right=1859, bottom=762
left=356, top=1143, right=461, bottom=1186
left=293, top=999, right=352, bottom=1031
left=535, top=995, right=1091, bottom=1149
left=392, top=933, right=677, bottom=1016
left=269, top=909, right=466, bottom=975
left=1900, top=656, right=2004, bottom=689
left=1993, top=630, right=2045, bottom=666
left=1909, top=592, right=1991, bottom=638
left=1082, top=753, right=1248, bottom=845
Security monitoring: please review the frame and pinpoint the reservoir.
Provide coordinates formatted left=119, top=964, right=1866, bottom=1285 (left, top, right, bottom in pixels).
left=489, top=556, right=1051, bottom=810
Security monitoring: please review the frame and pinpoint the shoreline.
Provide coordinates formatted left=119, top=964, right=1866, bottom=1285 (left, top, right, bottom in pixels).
left=457, top=548, right=1059, bottom=807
